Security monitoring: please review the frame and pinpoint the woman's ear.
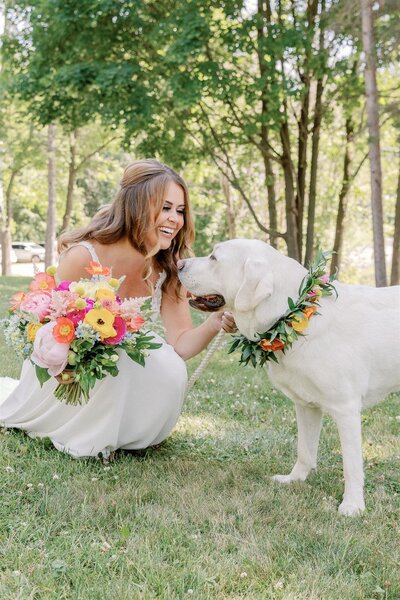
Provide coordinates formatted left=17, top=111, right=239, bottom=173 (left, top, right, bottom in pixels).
left=234, top=257, right=273, bottom=312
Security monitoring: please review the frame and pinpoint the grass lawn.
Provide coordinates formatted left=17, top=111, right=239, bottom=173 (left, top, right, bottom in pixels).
left=0, top=276, right=399, bottom=599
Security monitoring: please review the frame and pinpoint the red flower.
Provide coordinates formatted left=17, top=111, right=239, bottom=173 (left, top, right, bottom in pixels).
left=103, top=316, right=127, bottom=345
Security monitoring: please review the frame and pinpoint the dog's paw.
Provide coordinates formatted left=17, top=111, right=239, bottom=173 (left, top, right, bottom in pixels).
left=272, top=474, right=296, bottom=484
left=338, top=500, right=365, bottom=517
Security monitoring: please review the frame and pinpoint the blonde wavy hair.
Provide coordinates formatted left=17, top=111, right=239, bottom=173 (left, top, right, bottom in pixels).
left=58, top=159, right=195, bottom=297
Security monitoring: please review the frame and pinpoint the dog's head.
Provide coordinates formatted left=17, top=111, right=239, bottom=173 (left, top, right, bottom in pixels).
left=178, top=239, right=300, bottom=339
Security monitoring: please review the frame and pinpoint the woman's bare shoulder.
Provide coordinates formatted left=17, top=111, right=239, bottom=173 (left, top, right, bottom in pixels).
left=57, top=245, right=93, bottom=281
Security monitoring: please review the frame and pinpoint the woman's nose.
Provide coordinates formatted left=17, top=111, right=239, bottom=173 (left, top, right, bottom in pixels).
left=168, top=212, right=179, bottom=222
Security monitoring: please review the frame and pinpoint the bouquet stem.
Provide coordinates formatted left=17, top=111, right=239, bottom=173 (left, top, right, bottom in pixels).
left=54, top=381, right=83, bottom=405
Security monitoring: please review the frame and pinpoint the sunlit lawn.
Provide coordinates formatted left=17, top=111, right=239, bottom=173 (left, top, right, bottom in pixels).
left=0, top=276, right=399, bottom=599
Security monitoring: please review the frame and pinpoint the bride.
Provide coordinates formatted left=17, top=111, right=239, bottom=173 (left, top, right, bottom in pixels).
left=0, top=159, right=236, bottom=458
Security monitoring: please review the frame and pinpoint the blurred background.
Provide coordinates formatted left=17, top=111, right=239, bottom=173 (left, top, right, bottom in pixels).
left=0, top=0, right=398, bottom=285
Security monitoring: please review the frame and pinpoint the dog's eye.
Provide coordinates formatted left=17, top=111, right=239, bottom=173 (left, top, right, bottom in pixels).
left=209, top=254, right=217, bottom=261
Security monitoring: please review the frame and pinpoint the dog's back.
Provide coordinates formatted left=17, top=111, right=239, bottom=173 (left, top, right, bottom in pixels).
left=272, top=282, right=400, bottom=410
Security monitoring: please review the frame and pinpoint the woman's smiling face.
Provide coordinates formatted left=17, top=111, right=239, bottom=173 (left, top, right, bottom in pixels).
left=146, top=181, right=186, bottom=251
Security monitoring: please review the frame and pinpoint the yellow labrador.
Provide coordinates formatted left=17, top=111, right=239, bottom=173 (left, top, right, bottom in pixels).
left=178, top=239, right=400, bottom=516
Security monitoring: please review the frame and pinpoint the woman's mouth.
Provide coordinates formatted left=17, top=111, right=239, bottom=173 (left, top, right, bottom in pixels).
left=159, top=226, right=175, bottom=238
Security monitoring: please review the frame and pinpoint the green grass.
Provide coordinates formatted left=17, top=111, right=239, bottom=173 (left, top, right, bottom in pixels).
left=0, top=276, right=399, bottom=599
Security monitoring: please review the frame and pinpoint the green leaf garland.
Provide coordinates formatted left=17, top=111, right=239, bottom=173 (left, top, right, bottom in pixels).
left=228, top=250, right=337, bottom=367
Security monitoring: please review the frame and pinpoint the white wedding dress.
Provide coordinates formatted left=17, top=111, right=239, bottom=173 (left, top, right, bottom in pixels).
left=0, top=242, right=187, bottom=458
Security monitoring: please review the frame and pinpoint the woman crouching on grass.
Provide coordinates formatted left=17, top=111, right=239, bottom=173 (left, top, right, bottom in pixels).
left=0, top=158, right=236, bottom=458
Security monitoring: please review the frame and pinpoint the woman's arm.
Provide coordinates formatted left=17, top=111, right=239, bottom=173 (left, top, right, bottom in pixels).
left=161, top=288, right=236, bottom=361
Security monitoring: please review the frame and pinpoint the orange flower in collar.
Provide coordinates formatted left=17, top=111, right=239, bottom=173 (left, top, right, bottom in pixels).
left=303, top=306, right=317, bottom=320
left=259, top=338, right=285, bottom=352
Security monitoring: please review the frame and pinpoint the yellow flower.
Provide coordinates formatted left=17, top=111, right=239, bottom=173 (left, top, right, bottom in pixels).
left=290, top=314, right=310, bottom=333
left=84, top=308, right=116, bottom=339
left=46, top=266, right=57, bottom=276
left=95, top=288, right=116, bottom=301
left=27, top=322, right=43, bottom=342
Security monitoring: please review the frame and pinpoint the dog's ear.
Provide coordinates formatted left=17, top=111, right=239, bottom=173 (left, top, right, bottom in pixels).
left=234, top=258, right=273, bottom=312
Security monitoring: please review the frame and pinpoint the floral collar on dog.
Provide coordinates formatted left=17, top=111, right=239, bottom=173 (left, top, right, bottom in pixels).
left=229, top=250, right=337, bottom=367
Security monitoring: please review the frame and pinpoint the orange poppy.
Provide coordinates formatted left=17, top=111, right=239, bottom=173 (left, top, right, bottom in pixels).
left=53, top=317, right=76, bottom=344
left=84, top=261, right=111, bottom=276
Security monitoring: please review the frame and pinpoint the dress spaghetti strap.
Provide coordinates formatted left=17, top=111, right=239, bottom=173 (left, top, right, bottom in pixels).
left=68, top=240, right=100, bottom=262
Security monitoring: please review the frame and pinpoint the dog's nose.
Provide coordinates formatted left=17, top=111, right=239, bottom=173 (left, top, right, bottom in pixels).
left=177, top=259, right=185, bottom=271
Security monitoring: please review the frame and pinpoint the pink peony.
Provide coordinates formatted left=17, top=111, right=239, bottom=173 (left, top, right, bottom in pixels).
left=20, top=291, right=52, bottom=322
left=31, top=321, right=70, bottom=376
left=103, top=316, right=127, bottom=345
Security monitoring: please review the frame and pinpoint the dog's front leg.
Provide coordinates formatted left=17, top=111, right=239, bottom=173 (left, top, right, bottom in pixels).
left=272, top=403, right=322, bottom=484
left=334, top=411, right=365, bottom=516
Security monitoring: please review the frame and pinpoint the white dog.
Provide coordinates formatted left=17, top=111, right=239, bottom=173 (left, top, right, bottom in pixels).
left=178, top=239, right=400, bottom=516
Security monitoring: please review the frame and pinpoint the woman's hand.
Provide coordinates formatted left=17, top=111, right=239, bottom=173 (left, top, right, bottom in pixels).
left=207, top=310, right=238, bottom=334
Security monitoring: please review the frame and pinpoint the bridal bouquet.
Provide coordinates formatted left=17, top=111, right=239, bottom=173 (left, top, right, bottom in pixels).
left=1, top=262, right=161, bottom=404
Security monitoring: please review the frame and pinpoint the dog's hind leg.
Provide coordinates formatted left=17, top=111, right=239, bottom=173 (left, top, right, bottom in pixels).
left=272, top=403, right=322, bottom=484
left=333, top=410, right=365, bottom=516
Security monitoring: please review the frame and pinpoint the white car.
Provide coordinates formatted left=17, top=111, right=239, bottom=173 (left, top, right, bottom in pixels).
left=12, top=242, right=46, bottom=263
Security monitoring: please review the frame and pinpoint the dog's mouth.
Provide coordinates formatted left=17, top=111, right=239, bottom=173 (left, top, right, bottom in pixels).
left=187, top=293, right=226, bottom=312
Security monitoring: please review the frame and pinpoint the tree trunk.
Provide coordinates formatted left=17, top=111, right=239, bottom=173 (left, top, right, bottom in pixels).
left=221, top=171, right=236, bottom=239
left=45, top=124, right=57, bottom=268
left=304, top=0, right=325, bottom=267
left=257, top=0, right=278, bottom=247
left=280, top=120, right=300, bottom=261
left=360, top=0, right=387, bottom=286
left=330, top=117, right=354, bottom=276
left=294, top=0, right=318, bottom=263
left=262, top=150, right=278, bottom=247
left=1, top=168, right=17, bottom=275
left=390, top=154, right=400, bottom=285
left=1, top=227, right=12, bottom=276
left=305, top=76, right=323, bottom=267
left=62, top=129, right=78, bottom=232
